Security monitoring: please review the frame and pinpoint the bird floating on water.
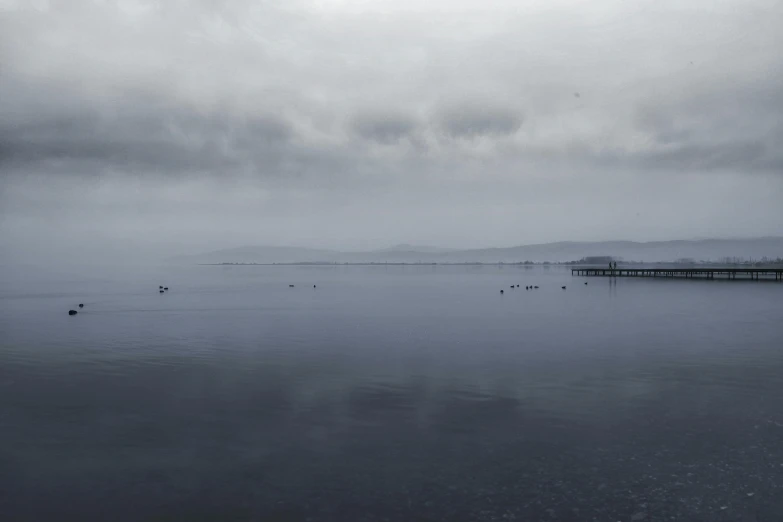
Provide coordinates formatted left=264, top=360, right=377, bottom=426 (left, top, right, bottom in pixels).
left=68, top=310, right=77, bottom=316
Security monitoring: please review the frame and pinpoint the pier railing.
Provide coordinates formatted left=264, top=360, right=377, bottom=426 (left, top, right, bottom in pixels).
left=572, top=267, right=783, bottom=281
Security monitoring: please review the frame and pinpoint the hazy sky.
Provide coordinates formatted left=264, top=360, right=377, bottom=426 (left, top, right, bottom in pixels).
left=1, top=0, right=782, bottom=262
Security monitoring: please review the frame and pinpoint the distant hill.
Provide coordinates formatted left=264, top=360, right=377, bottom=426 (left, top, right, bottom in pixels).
left=167, top=246, right=342, bottom=265
left=168, top=237, right=783, bottom=265
left=439, top=238, right=783, bottom=264
left=377, top=244, right=458, bottom=254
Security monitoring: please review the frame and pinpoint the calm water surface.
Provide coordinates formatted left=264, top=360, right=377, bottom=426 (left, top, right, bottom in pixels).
left=1, top=264, right=782, bottom=521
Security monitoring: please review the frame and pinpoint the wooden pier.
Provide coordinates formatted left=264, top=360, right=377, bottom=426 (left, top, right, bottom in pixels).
left=572, top=267, right=783, bottom=281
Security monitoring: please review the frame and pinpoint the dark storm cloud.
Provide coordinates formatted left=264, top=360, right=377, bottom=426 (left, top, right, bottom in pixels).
left=0, top=112, right=287, bottom=173
left=437, top=105, right=523, bottom=139
left=351, top=113, right=418, bottom=144
left=0, top=84, right=309, bottom=176
left=625, top=81, right=783, bottom=174
left=637, top=142, right=770, bottom=172
left=581, top=141, right=773, bottom=173
left=508, top=138, right=781, bottom=176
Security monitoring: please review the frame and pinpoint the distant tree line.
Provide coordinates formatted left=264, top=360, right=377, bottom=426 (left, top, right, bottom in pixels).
left=715, top=256, right=783, bottom=266
left=211, top=257, right=783, bottom=266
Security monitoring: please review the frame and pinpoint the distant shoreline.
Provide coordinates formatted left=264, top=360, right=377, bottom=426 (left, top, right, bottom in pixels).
left=199, top=262, right=783, bottom=267
left=172, top=238, right=783, bottom=267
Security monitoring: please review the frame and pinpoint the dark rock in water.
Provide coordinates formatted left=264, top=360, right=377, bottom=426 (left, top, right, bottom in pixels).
left=68, top=310, right=77, bottom=316
left=78, top=304, right=84, bottom=308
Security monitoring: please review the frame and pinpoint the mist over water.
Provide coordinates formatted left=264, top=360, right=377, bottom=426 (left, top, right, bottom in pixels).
left=2, top=264, right=782, bottom=521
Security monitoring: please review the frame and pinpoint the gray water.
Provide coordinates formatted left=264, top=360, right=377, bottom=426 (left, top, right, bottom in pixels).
left=1, top=264, right=782, bottom=521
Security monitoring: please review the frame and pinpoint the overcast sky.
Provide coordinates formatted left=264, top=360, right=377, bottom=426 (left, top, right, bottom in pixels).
left=1, top=0, right=782, bottom=262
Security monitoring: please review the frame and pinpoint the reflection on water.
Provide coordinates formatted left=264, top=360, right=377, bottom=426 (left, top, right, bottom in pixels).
left=1, top=265, right=783, bottom=521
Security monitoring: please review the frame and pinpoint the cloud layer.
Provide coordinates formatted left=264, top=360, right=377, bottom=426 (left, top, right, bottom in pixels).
left=1, top=0, right=782, bottom=262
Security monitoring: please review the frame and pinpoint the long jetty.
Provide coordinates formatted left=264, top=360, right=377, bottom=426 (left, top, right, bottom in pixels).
left=572, top=267, right=783, bottom=281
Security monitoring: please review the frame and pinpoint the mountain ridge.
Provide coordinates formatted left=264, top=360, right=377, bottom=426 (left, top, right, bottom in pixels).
left=168, top=237, right=783, bottom=265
